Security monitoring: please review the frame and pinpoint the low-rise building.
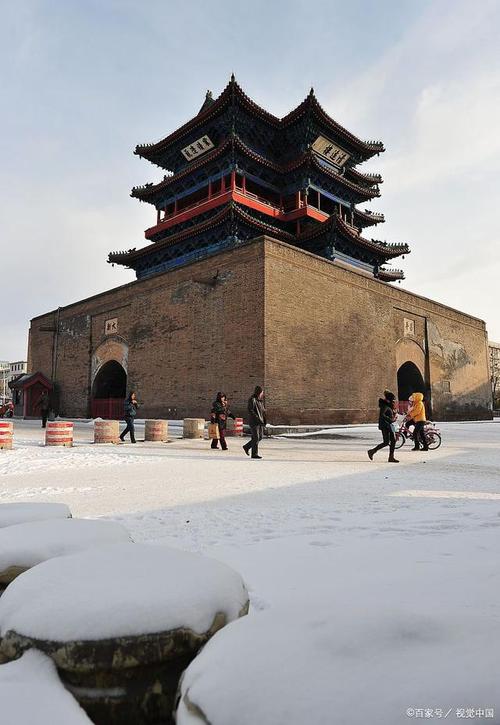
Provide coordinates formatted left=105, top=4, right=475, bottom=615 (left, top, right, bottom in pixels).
left=9, top=361, right=27, bottom=383
left=489, top=341, right=500, bottom=409
left=0, top=362, right=9, bottom=403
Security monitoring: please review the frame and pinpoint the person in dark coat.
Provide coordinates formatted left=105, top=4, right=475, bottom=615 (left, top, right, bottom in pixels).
left=210, top=392, right=235, bottom=450
left=243, top=385, right=266, bottom=459
left=119, top=391, right=138, bottom=443
left=367, top=390, right=399, bottom=463
left=35, top=390, right=51, bottom=428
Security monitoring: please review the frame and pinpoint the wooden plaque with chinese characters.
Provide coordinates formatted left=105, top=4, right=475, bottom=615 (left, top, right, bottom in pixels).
left=312, top=136, right=350, bottom=167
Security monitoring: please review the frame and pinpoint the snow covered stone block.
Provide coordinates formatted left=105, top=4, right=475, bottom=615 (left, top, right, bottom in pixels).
left=175, top=608, right=500, bottom=725
left=0, top=650, right=92, bottom=725
left=0, top=502, right=71, bottom=529
left=0, top=543, right=249, bottom=725
left=0, top=518, right=132, bottom=587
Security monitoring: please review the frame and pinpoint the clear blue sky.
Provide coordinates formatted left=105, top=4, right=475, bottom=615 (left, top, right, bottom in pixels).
left=2, top=0, right=499, bottom=359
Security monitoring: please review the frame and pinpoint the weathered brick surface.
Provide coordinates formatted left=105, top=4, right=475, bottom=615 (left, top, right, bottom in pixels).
left=263, top=238, right=491, bottom=423
left=29, top=243, right=265, bottom=420
left=28, top=237, right=491, bottom=423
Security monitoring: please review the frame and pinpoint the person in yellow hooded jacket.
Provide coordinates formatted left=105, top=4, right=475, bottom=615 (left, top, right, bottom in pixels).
left=407, top=392, right=428, bottom=451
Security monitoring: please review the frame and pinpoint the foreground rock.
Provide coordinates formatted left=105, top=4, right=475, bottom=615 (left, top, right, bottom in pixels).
left=175, top=607, right=500, bottom=725
left=0, top=543, right=249, bottom=725
left=0, top=518, right=131, bottom=589
left=0, top=502, right=71, bottom=528
left=0, top=650, right=92, bottom=725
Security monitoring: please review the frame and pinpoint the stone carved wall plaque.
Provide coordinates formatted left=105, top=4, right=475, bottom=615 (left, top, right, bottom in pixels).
left=105, top=318, right=118, bottom=335
left=404, top=318, right=415, bottom=337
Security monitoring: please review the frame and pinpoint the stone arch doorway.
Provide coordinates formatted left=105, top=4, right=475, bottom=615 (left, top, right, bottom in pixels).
left=90, top=338, right=129, bottom=419
left=92, top=360, right=127, bottom=399
left=91, top=360, right=127, bottom=419
left=397, top=361, right=425, bottom=411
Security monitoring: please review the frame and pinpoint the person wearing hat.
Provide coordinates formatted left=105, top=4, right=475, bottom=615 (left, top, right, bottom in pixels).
left=368, top=390, right=399, bottom=463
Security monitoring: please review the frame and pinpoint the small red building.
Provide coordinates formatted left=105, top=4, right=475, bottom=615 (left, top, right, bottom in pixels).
left=9, top=372, right=53, bottom=418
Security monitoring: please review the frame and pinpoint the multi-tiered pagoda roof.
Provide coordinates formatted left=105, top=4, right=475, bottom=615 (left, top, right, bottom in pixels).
left=109, top=76, right=409, bottom=281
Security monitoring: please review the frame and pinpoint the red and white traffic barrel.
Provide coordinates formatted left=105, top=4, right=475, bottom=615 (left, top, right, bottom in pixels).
left=0, top=421, right=13, bottom=450
left=94, top=420, right=120, bottom=444
left=45, top=421, right=73, bottom=447
left=226, top=417, right=244, bottom=437
left=145, top=420, right=168, bottom=442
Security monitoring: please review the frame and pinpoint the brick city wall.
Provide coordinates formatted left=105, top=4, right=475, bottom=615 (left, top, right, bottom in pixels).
left=29, top=243, right=265, bottom=419
left=263, top=238, right=491, bottom=423
left=28, top=236, right=491, bottom=423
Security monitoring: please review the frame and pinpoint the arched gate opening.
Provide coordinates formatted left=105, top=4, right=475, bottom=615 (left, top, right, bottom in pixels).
left=397, top=361, right=426, bottom=414
left=91, top=360, right=127, bottom=419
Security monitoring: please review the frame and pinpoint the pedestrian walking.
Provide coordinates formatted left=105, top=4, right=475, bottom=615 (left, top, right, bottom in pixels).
left=119, top=391, right=139, bottom=443
left=407, top=392, right=428, bottom=451
left=210, top=392, right=235, bottom=450
left=35, top=390, right=51, bottom=428
left=367, top=390, right=399, bottom=463
left=243, top=385, right=266, bottom=459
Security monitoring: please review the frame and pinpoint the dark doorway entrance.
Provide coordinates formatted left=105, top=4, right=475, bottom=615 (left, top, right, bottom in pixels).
left=91, top=361, right=127, bottom=419
left=397, top=361, right=425, bottom=412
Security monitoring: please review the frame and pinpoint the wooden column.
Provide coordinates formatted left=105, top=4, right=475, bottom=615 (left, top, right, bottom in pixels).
left=208, top=181, right=212, bottom=199
left=231, top=170, right=236, bottom=190
left=221, top=175, right=226, bottom=193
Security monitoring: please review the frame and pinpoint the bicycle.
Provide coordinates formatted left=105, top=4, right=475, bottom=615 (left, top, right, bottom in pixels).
left=394, top=416, right=442, bottom=450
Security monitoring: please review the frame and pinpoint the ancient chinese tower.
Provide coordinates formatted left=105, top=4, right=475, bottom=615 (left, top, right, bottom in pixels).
left=109, top=76, right=410, bottom=282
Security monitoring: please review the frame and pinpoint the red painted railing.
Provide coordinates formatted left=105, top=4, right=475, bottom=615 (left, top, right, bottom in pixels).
left=91, top=398, right=125, bottom=420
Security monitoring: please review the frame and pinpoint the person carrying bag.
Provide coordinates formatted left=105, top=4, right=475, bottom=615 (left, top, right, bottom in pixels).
left=210, top=392, right=234, bottom=451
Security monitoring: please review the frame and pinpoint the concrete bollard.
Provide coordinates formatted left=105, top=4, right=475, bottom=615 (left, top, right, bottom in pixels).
left=183, top=418, right=205, bottom=439
left=94, top=420, right=120, bottom=444
left=0, top=422, right=13, bottom=450
left=226, top=417, right=244, bottom=436
left=145, top=420, right=168, bottom=442
left=45, top=421, right=73, bottom=447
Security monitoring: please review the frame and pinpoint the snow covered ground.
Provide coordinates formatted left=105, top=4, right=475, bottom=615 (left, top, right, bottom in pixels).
left=1, top=419, right=499, bottom=721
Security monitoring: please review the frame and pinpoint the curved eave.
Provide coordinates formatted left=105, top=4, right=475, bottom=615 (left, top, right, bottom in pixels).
left=378, top=268, right=405, bottom=282
left=345, top=168, right=383, bottom=187
left=132, top=137, right=377, bottom=204
left=353, top=209, right=385, bottom=227
left=108, top=203, right=293, bottom=265
left=134, top=86, right=229, bottom=162
left=131, top=135, right=281, bottom=202
left=306, top=154, right=379, bottom=199
left=300, top=213, right=409, bottom=259
left=135, top=82, right=384, bottom=166
left=282, top=92, right=385, bottom=158
left=134, top=77, right=279, bottom=163
left=131, top=139, right=234, bottom=200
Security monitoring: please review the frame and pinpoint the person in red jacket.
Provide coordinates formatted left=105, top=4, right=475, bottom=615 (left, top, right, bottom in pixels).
left=210, top=392, right=235, bottom=451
